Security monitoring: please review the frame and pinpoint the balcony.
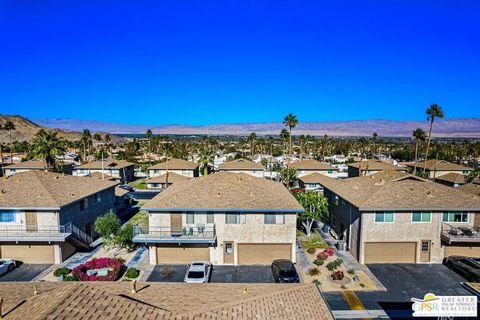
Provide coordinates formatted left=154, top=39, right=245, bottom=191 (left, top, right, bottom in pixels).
left=0, top=223, right=72, bottom=242
left=441, top=223, right=480, bottom=244
left=132, top=224, right=216, bottom=244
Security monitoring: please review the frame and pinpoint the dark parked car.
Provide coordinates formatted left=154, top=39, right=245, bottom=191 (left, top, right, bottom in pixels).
left=119, top=184, right=134, bottom=192
left=271, top=259, right=300, bottom=283
left=444, top=256, right=480, bottom=282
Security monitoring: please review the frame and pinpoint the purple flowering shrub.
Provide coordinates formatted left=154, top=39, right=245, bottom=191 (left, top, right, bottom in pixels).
left=72, top=257, right=123, bottom=281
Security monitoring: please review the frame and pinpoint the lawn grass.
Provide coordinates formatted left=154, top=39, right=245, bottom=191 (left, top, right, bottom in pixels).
left=126, top=210, right=148, bottom=230
left=300, top=233, right=328, bottom=250
left=129, top=179, right=147, bottom=190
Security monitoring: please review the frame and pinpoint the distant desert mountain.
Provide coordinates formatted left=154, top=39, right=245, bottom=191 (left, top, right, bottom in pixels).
left=34, top=117, right=480, bottom=138
left=0, top=115, right=123, bottom=143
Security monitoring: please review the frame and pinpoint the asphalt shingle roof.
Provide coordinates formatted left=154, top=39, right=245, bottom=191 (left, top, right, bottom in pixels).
left=409, top=160, right=473, bottom=171
left=75, top=159, right=134, bottom=170
left=290, top=160, right=337, bottom=171
left=148, top=158, right=198, bottom=170
left=218, top=159, right=264, bottom=170
left=147, top=172, right=189, bottom=184
left=347, top=160, right=406, bottom=171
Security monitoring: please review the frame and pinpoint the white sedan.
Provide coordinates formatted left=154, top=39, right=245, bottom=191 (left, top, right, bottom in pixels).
left=0, top=259, right=16, bottom=276
left=184, top=261, right=212, bottom=283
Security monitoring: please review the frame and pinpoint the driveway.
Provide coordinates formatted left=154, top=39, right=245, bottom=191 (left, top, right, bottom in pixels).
left=324, top=264, right=473, bottom=318
left=147, top=264, right=275, bottom=283
left=0, top=264, right=52, bottom=282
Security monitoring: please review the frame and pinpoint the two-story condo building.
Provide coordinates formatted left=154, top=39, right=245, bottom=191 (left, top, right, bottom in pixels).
left=408, top=160, right=474, bottom=179
left=147, top=158, right=199, bottom=178
left=347, top=160, right=407, bottom=177
left=4, top=159, right=73, bottom=177
left=434, top=172, right=468, bottom=188
left=146, top=172, right=189, bottom=189
left=290, top=160, right=338, bottom=178
left=218, top=159, right=264, bottom=177
left=322, top=170, right=480, bottom=264
left=298, top=172, right=334, bottom=194
left=73, top=159, right=135, bottom=183
left=133, top=172, right=303, bottom=265
left=0, top=171, right=117, bottom=264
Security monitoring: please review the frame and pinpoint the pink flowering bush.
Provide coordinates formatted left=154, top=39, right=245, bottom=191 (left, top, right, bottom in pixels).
left=72, top=258, right=123, bottom=281
left=323, top=247, right=335, bottom=256
left=317, top=252, right=329, bottom=261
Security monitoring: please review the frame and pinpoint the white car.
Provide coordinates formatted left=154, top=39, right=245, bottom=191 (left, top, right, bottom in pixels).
left=0, top=259, right=16, bottom=276
left=184, top=261, right=212, bottom=283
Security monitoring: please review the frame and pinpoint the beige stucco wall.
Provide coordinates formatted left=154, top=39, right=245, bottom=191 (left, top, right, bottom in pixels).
left=218, top=169, right=264, bottom=177
left=360, top=211, right=476, bottom=264
left=149, top=169, right=195, bottom=178
left=0, top=210, right=59, bottom=232
left=147, top=211, right=296, bottom=265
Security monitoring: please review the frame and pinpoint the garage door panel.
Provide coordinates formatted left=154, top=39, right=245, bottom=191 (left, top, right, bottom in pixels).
left=238, top=244, right=291, bottom=265
left=444, top=246, right=480, bottom=258
left=364, top=242, right=416, bottom=263
left=156, top=246, right=210, bottom=264
left=0, top=245, right=55, bottom=264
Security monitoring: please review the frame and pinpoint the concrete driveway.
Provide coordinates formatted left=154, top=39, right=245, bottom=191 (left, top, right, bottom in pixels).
left=324, top=264, right=473, bottom=318
left=147, top=264, right=275, bottom=283
left=0, top=264, right=52, bottom=282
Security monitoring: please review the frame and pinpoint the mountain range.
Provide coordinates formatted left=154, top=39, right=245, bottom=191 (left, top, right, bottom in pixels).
left=34, top=117, right=480, bottom=138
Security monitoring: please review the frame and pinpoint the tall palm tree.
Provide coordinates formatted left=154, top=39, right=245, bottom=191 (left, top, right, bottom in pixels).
left=280, top=129, right=290, bottom=154
left=198, top=147, right=214, bottom=176
left=412, top=128, right=426, bottom=175
left=3, top=120, right=16, bottom=164
left=283, top=114, right=298, bottom=188
left=371, top=132, right=378, bottom=159
left=31, top=129, right=66, bottom=172
left=104, top=134, right=112, bottom=157
left=81, top=129, right=92, bottom=162
left=248, top=132, right=257, bottom=156
left=267, top=136, right=274, bottom=156
left=423, top=104, right=444, bottom=174
left=146, top=129, right=153, bottom=153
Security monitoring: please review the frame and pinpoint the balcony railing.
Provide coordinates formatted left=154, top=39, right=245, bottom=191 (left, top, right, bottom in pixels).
left=441, top=223, right=480, bottom=244
left=133, top=224, right=216, bottom=244
left=0, top=223, right=72, bottom=242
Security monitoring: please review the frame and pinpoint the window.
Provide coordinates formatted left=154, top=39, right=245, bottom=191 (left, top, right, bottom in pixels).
left=225, top=213, right=246, bottom=224
left=412, top=212, right=431, bottom=222
left=207, top=212, right=214, bottom=224
left=94, top=193, right=102, bottom=204
left=264, top=213, right=285, bottom=224
left=375, top=211, right=394, bottom=223
left=443, top=212, right=468, bottom=223
left=182, top=169, right=189, bottom=175
left=334, top=195, right=339, bottom=205
left=0, top=211, right=16, bottom=222
left=186, top=213, right=195, bottom=224
left=80, top=198, right=89, bottom=211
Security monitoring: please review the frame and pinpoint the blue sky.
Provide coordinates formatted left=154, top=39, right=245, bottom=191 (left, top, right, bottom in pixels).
left=1, top=1, right=479, bottom=125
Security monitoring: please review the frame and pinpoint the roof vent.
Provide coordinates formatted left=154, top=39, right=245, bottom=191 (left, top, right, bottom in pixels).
left=71, top=193, right=75, bottom=197
left=0, top=189, right=5, bottom=194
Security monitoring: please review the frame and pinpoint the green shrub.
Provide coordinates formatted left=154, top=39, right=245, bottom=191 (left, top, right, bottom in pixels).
left=308, top=267, right=320, bottom=276
left=125, top=267, right=139, bottom=279
left=301, top=234, right=328, bottom=250
left=63, top=274, right=79, bottom=281
left=306, top=247, right=316, bottom=254
left=313, top=257, right=324, bottom=266
left=326, top=261, right=337, bottom=271
left=347, top=268, right=355, bottom=275
left=334, top=258, right=343, bottom=267
left=53, top=267, right=71, bottom=277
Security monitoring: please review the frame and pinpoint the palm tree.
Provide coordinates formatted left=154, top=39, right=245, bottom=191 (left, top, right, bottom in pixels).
left=198, top=147, right=214, bottom=176
left=3, top=120, right=16, bottom=164
left=267, top=136, right=274, bottom=156
left=280, top=129, right=290, bottom=154
left=31, top=129, right=66, bottom=171
left=81, top=129, right=92, bottom=162
left=371, top=132, right=378, bottom=159
left=146, top=129, right=153, bottom=153
left=423, top=104, right=444, bottom=174
left=412, top=128, right=426, bottom=174
left=283, top=114, right=298, bottom=189
left=104, top=134, right=112, bottom=157
left=248, top=132, right=257, bottom=156
left=93, top=133, right=102, bottom=148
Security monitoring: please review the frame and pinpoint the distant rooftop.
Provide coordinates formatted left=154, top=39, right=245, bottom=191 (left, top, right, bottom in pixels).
left=148, top=158, right=198, bottom=170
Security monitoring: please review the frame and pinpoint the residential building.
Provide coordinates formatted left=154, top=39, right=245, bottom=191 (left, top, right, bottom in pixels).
left=347, top=159, right=406, bottom=177
left=460, top=181, right=480, bottom=227
left=290, top=160, right=339, bottom=178
left=322, top=170, right=480, bottom=263
left=408, top=160, right=474, bottom=179
left=147, top=158, right=199, bottom=178
left=0, top=282, right=333, bottom=320
left=146, top=172, right=189, bottom=189
left=72, top=159, right=135, bottom=183
left=133, top=172, right=303, bottom=265
left=0, top=171, right=117, bottom=264
left=434, top=172, right=468, bottom=188
left=218, top=159, right=264, bottom=177
left=4, top=159, right=73, bottom=177
left=298, top=172, right=334, bottom=194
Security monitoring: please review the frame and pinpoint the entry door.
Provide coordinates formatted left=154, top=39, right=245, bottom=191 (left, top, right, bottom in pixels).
left=420, top=240, right=431, bottom=262
left=170, top=213, right=182, bottom=235
left=25, top=212, right=38, bottom=232
left=224, top=241, right=234, bottom=264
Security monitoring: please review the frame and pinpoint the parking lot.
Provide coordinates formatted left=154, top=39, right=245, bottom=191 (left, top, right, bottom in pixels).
left=0, top=263, right=51, bottom=282
left=147, top=264, right=275, bottom=283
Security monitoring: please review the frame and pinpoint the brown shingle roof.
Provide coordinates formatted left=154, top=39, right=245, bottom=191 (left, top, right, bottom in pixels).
left=0, top=171, right=118, bottom=209
left=145, top=172, right=304, bottom=212
left=218, top=159, right=264, bottom=170
left=290, top=160, right=337, bottom=171
left=4, top=159, right=45, bottom=169
left=148, top=158, right=198, bottom=170
left=147, top=172, right=189, bottom=184
left=434, top=172, right=467, bottom=184
left=321, top=170, right=480, bottom=211
left=0, top=282, right=333, bottom=320
left=348, top=160, right=406, bottom=171
left=75, top=159, right=134, bottom=170
left=299, top=172, right=335, bottom=184
left=409, top=160, right=473, bottom=171
left=460, top=181, right=480, bottom=197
